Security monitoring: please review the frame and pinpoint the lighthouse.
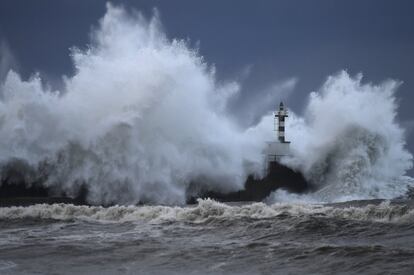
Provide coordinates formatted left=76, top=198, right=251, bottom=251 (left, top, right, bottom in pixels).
left=275, top=102, right=289, bottom=143
left=190, top=100, right=309, bottom=203
left=265, top=102, right=291, bottom=166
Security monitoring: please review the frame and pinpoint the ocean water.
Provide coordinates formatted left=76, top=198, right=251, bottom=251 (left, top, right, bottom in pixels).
left=1, top=199, right=414, bottom=275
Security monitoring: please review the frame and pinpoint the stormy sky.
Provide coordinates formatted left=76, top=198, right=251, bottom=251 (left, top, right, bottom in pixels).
left=1, top=0, right=414, bottom=168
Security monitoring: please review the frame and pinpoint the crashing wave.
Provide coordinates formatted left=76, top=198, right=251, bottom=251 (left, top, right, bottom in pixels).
left=276, top=72, right=413, bottom=202
left=0, top=199, right=413, bottom=224
left=0, top=4, right=268, bottom=205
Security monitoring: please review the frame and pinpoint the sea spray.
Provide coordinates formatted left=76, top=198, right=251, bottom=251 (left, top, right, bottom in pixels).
left=0, top=4, right=268, bottom=205
left=271, top=72, right=414, bottom=202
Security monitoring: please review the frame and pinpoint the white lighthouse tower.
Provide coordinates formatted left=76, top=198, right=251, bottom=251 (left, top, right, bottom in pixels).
left=266, top=102, right=291, bottom=165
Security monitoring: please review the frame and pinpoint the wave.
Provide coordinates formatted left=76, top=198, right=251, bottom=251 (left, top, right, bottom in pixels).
left=0, top=199, right=412, bottom=224
left=0, top=4, right=268, bottom=205
left=276, top=72, right=414, bottom=202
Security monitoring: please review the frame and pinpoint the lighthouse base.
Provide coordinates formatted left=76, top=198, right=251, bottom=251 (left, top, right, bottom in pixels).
left=187, top=161, right=309, bottom=203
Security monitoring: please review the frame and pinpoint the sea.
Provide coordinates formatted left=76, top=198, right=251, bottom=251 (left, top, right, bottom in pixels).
left=1, top=198, right=414, bottom=275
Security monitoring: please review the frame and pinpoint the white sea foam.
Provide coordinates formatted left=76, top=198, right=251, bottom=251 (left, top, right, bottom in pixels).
left=0, top=199, right=412, bottom=224
left=270, top=72, right=414, bottom=202
left=0, top=4, right=269, bottom=205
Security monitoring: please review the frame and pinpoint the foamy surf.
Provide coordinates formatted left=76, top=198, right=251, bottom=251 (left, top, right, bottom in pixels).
left=0, top=199, right=413, bottom=224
